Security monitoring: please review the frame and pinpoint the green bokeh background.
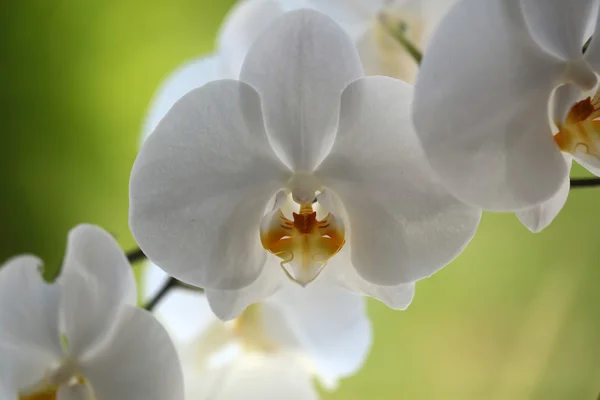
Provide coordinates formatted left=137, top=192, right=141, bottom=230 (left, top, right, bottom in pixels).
left=2, top=1, right=600, bottom=398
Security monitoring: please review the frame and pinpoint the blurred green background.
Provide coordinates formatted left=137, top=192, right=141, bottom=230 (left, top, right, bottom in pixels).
left=2, top=1, right=600, bottom=398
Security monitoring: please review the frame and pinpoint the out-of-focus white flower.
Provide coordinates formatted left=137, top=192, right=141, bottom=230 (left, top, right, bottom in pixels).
left=0, top=225, right=183, bottom=400
left=142, top=0, right=454, bottom=138
left=145, top=263, right=372, bottom=399
left=413, top=0, right=600, bottom=231
left=299, top=0, right=454, bottom=81
left=130, top=9, right=481, bottom=318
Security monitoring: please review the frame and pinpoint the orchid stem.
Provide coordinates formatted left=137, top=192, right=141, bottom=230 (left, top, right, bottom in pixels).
left=144, top=277, right=204, bottom=311
left=570, top=177, right=600, bottom=188
left=127, top=247, right=146, bottom=264
left=393, top=31, right=423, bottom=64
left=144, top=277, right=178, bottom=311
left=379, top=14, right=423, bottom=65
left=143, top=278, right=203, bottom=311
left=127, top=247, right=203, bottom=310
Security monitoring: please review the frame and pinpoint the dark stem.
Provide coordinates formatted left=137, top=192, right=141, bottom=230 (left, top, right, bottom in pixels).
left=127, top=247, right=146, bottom=264
left=570, top=177, right=600, bottom=188
left=142, top=277, right=203, bottom=311
left=144, top=277, right=178, bottom=311
left=379, top=14, right=423, bottom=65
left=392, top=31, right=423, bottom=64
left=126, top=247, right=202, bottom=310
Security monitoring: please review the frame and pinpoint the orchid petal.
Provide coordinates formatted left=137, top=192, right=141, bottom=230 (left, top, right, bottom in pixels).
left=306, top=0, right=384, bottom=29
left=241, top=9, right=364, bottom=172
left=573, top=152, right=600, bottom=176
left=0, top=256, right=62, bottom=364
left=130, top=80, right=290, bottom=290
left=553, top=84, right=584, bottom=124
left=516, top=158, right=572, bottom=232
left=413, top=0, right=570, bottom=211
left=583, top=6, right=600, bottom=70
left=81, top=307, right=184, bottom=400
left=218, top=0, right=310, bottom=78
left=200, top=354, right=318, bottom=400
left=264, top=279, right=372, bottom=389
left=318, top=76, right=481, bottom=285
left=143, top=56, right=223, bottom=140
left=60, top=225, right=136, bottom=357
left=324, top=249, right=416, bottom=310
left=520, top=0, right=599, bottom=61
left=206, top=257, right=284, bottom=321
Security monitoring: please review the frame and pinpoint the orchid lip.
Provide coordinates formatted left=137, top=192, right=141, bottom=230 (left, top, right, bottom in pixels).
left=260, top=200, right=345, bottom=287
left=554, top=86, right=600, bottom=166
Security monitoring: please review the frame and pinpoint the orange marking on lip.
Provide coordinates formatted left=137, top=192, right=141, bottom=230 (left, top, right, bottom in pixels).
left=555, top=89, right=600, bottom=162
left=260, top=202, right=345, bottom=285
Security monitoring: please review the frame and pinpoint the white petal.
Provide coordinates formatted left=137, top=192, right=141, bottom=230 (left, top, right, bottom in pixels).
left=217, top=0, right=310, bottom=78
left=516, top=158, right=572, bottom=232
left=0, top=255, right=62, bottom=364
left=574, top=153, right=600, bottom=175
left=318, top=76, right=481, bottom=285
left=142, top=56, right=224, bottom=140
left=202, top=354, right=318, bottom=400
left=264, top=279, right=372, bottom=388
left=324, top=249, right=416, bottom=310
left=584, top=7, right=600, bottom=70
left=130, top=79, right=290, bottom=290
left=413, top=0, right=570, bottom=211
left=520, top=0, right=599, bottom=61
left=60, top=224, right=136, bottom=357
left=552, top=84, right=584, bottom=124
left=240, top=9, right=364, bottom=172
left=0, top=343, right=52, bottom=397
left=81, top=307, right=184, bottom=400
left=0, top=382, right=13, bottom=400
left=306, top=0, right=383, bottom=28
left=206, top=256, right=284, bottom=321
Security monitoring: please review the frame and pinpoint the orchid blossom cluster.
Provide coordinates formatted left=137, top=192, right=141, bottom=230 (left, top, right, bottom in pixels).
left=3, top=0, right=600, bottom=399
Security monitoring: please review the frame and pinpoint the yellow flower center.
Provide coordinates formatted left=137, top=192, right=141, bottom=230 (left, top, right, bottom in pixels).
left=260, top=201, right=345, bottom=286
left=19, top=389, right=58, bottom=400
left=554, top=88, right=600, bottom=161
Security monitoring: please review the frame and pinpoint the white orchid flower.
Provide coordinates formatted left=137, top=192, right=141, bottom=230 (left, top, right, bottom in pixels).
left=144, top=263, right=372, bottom=399
left=130, top=9, right=481, bottom=318
left=413, top=0, right=600, bottom=231
left=300, top=0, right=455, bottom=81
left=0, top=225, right=183, bottom=400
left=143, top=0, right=454, bottom=139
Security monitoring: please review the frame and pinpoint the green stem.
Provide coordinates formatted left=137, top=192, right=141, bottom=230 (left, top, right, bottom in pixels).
left=143, top=277, right=203, bottom=311
left=127, top=247, right=146, bottom=264
left=570, top=177, right=600, bottom=188
left=380, top=14, right=423, bottom=65
left=392, top=31, right=423, bottom=64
